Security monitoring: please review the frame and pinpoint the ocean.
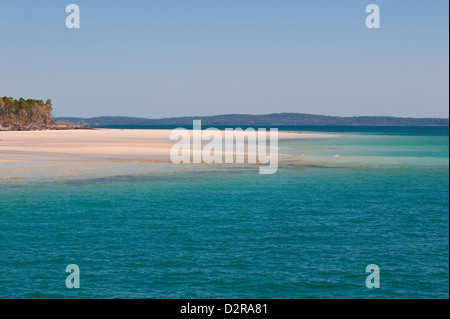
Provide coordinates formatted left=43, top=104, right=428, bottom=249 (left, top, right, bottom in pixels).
left=0, top=126, right=448, bottom=298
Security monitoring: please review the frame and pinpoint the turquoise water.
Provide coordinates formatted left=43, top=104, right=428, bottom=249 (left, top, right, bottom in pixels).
left=0, top=126, right=448, bottom=298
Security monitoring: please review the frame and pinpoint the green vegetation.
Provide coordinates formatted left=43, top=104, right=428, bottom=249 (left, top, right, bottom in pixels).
left=55, top=113, right=449, bottom=126
left=0, top=96, right=89, bottom=130
left=2, top=95, right=447, bottom=127
left=0, top=96, right=53, bottom=124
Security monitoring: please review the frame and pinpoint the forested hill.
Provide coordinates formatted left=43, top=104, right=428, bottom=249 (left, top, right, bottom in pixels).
left=0, top=96, right=86, bottom=130
left=54, top=113, right=449, bottom=126
left=1, top=96, right=53, bottom=124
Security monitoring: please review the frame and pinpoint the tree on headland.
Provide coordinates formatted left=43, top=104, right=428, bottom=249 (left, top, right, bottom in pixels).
left=0, top=96, right=53, bottom=125
left=0, top=99, right=5, bottom=121
left=0, top=96, right=89, bottom=131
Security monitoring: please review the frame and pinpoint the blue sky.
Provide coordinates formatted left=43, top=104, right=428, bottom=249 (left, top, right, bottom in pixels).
left=0, top=0, right=448, bottom=118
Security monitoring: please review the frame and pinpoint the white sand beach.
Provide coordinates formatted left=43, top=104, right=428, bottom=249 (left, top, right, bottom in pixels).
left=0, top=129, right=338, bottom=158
left=0, top=129, right=340, bottom=179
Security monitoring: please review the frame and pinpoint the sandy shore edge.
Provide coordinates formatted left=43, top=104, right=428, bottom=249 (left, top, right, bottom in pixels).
left=0, top=129, right=339, bottom=160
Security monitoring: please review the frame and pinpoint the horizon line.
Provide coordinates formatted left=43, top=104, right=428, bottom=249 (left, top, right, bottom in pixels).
left=53, top=112, right=450, bottom=120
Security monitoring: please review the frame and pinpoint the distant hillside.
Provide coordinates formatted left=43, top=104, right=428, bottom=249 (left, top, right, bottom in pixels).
left=54, top=113, right=449, bottom=126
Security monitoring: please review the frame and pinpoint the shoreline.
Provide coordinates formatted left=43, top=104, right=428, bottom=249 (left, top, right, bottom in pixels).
left=0, top=123, right=91, bottom=131
left=0, top=129, right=340, bottom=178
left=0, top=128, right=338, bottom=158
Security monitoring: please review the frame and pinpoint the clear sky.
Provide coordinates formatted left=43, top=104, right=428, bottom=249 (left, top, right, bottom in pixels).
left=0, top=0, right=448, bottom=118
